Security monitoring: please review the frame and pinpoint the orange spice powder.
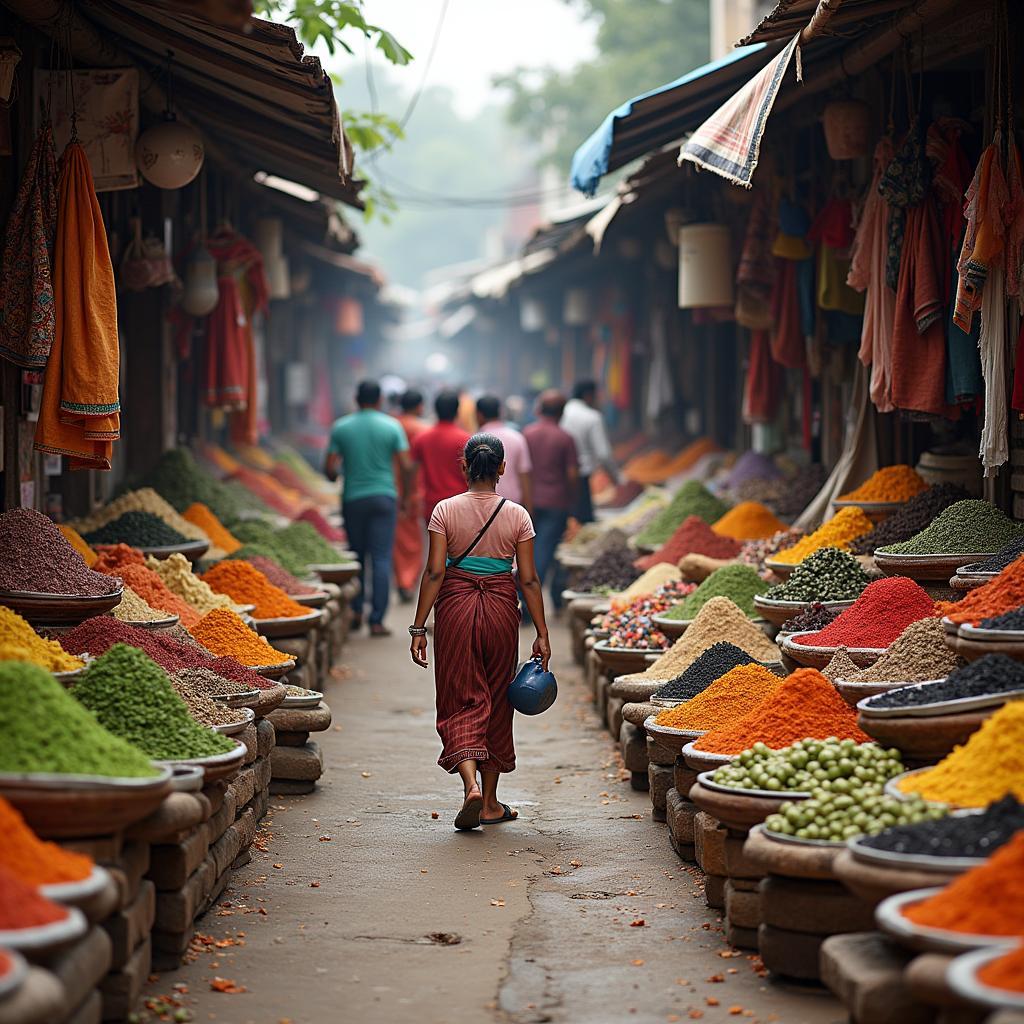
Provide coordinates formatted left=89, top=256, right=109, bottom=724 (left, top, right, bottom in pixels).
left=58, top=525, right=98, bottom=567
left=183, top=503, right=241, bottom=555
left=935, top=555, right=1024, bottom=625
left=93, top=543, right=145, bottom=574
left=979, top=945, right=1024, bottom=994
left=188, top=608, right=290, bottom=666
left=655, top=664, right=782, bottom=731
left=0, top=796, right=93, bottom=885
left=201, top=560, right=307, bottom=619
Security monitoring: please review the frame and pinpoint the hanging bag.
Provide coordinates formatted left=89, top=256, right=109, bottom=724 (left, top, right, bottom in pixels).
left=509, top=656, right=557, bottom=715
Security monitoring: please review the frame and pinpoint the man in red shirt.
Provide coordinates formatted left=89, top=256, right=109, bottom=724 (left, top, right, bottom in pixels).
left=523, top=390, right=579, bottom=606
left=411, top=390, right=470, bottom=522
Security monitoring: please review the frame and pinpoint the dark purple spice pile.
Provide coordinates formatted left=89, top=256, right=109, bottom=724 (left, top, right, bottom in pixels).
left=0, top=508, right=119, bottom=596
left=960, top=536, right=1024, bottom=575
left=780, top=602, right=840, bottom=634
left=577, top=547, right=640, bottom=594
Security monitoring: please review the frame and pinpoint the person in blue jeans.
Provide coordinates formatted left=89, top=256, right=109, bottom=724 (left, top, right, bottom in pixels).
left=324, top=380, right=415, bottom=636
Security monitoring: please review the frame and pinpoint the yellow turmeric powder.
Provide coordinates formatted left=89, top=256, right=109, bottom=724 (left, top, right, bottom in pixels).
left=0, top=606, right=84, bottom=672
left=774, top=507, right=874, bottom=565
left=838, top=466, right=927, bottom=503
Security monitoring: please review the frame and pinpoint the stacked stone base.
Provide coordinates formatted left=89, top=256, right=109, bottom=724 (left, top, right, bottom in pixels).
left=268, top=702, right=332, bottom=794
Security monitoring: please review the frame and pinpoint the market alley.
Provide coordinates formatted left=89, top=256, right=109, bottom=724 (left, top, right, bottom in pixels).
left=148, top=617, right=841, bottom=1024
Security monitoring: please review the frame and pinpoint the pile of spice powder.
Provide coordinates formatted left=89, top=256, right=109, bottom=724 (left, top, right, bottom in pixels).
left=633, top=482, right=731, bottom=549
left=738, top=528, right=805, bottom=575
left=93, top=543, right=144, bottom=574
left=794, top=576, right=935, bottom=649
left=113, top=564, right=201, bottom=627
left=583, top=528, right=630, bottom=562
left=961, top=536, right=1024, bottom=574
left=980, top=946, right=1024, bottom=994
left=242, top=554, right=321, bottom=596
left=650, top=642, right=773, bottom=702
left=864, top=654, right=1024, bottom=710
left=72, top=487, right=209, bottom=543
left=712, top=501, right=788, bottom=541
left=57, top=524, right=97, bottom=567
left=879, top=499, right=1022, bottom=556
left=189, top=608, right=291, bottom=666
left=935, top=556, right=1024, bottom=625
left=694, top=668, right=871, bottom=754
left=112, top=585, right=167, bottom=623
left=821, top=647, right=861, bottom=682
left=641, top=597, right=779, bottom=679
left=0, top=508, right=119, bottom=596
left=183, top=502, right=241, bottom=554
left=617, top=563, right=681, bottom=600
left=145, top=553, right=241, bottom=615
left=780, top=603, right=840, bottom=634
left=901, top=831, right=1024, bottom=935
left=84, top=510, right=189, bottom=549
left=0, top=605, right=83, bottom=672
left=853, top=484, right=969, bottom=554
left=577, top=547, right=641, bottom=594
left=137, top=448, right=254, bottom=521
left=634, top=515, right=741, bottom=572
left=0, top=864, right=68, bottom=929
left=295, top=506, right=346, bottom=544
left=655, top=664, right=782, bottom=730
left=765, top=547, right=870, bottom=603
left=0, top=661, right=158, bottom=776
left=229, top=521, right=309, bottom=576
left=171, top=675, right=247, bottom=728
left=202, top=560, right=308, bottom=619
left=0, top=796, right=93, bottom=884
left=838, top=465, right=928, bottom=503
left=175, top=666, right=252, bottom=698
left=664, top=564, right=767, bottom=620
left=279, top=520, right=343, bottom=565
left=773, top=507, right=875, bottom=565
left=72, top=644, right=235, bottom=760
left=849, top=617, right=962, bottom=682
left=897, top=701, right=1024, bottom=806
left=725, top=451, right=783, bottom=491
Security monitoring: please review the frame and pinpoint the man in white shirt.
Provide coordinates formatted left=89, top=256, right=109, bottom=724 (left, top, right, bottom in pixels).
left=561, top=380, right=618, bottom=523
left=476, top=395, right=533, bottom=515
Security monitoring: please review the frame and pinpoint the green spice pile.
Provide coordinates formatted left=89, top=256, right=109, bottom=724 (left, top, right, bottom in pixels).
left=765, top=547, right=870, bottom=602
left=765, top=789, right=945, bottom=842
left=84, top=510, right=188, bottom=548
left=72, top=644, right=235, bottom=760
left=664, top=564, right=766, bottom=620
left=229, top=523, right=308, bottom=577
left=279, top=521, right=341, bottom=565
left=633, top=482, right=730, bottom=549
left=134, top=448, right=261, bottom=521
left=0, top=661, right=158, bottom=777
left=878, top=499, right=1022, bottom=556
left=852, top=484, right=970, bottom=554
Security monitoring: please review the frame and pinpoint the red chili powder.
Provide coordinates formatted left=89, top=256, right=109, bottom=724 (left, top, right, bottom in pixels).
left=635, top=515, right=742, bottom=571
left=296, top=506, right=346, bottom=544
left=93, top=543, right=146, bottom=574
left=794, top=576, right=935, bottom=649
left=0, top=863, right=68, bottom=928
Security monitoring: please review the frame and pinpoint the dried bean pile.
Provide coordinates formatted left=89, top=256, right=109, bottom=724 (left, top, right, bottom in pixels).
left=780, top=603, right=839, bottom=634
left=852, top=484, right=969, bottom=554
left=980, top=606, right=1024, bottom=631
left=765, top=547, right=870, bottom=602
left=175, top=667, right=252, bottom=697
left=651, top=642, right=776, bottom=703
left=84, top=510, right=188, bottom=548
left=864, top=654, right=1024, bottom=709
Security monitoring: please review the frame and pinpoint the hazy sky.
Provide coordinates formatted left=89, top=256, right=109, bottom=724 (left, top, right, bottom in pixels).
left=326, top=0, right=598, bottom=118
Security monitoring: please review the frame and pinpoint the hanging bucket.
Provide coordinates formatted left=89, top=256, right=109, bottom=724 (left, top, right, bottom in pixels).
left=823, top=100, right=871, bottom=160
left=678, top=224, right=733, bottom=309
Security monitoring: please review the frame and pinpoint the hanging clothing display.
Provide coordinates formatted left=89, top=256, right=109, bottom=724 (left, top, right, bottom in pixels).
left=978, top=263, right=1009, bottom=473
left=0, top=123, right=58, bottom=367
left=743, top=329, right=782, bottom=424
left=769, top=258, right=806, bottom=368
left=34, top=143, right=120, bottom=469
left=735, top=189, right=776, bottom=329
left=879, top=120, right=929, bottom=291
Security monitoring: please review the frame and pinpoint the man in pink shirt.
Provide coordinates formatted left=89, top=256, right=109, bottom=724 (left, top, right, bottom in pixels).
left=475, top=395, right=533, bottom=515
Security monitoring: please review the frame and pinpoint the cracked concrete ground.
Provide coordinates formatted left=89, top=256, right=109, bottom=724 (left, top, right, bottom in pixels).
left=144, top=616, right=843, bottom=1024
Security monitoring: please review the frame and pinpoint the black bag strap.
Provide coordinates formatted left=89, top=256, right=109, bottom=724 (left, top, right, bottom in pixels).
left=449, top=498, right=507, bottom=567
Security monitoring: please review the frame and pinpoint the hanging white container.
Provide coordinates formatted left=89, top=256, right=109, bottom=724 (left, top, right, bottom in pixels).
left=563, top=287, right=590, bottom=326
left=519, top=295, right=546, bottom=332
left=135, top=115, right=204, bottom=190
left=181, top=245, right=219, bottom=316
left=678, top=223, right=733, bottom=309
left=823, top=100, right=871, bottom=160
left=255, top=217, right=284, bottom=263
left=268, top=254, right=290, bottom=300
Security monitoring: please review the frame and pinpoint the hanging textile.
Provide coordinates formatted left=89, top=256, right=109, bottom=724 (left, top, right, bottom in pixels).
left=743, top=329, right=782, bottom=424
left=679, top=33, right=801, bottom=188
left=735, top=189, right=776, bottom=328
left=878, top=120, right=929, bottom=291
left=769, top=258, right=805, bottom=368
left=204, top=277, right=248, bottom=407
left=979, top=264, right=1009, bottom=473
left=644, top=309, right=674, bottom=424
left=34, top=143, right=119, bottom=470
left=808, top=199, right=864, bottom=316
left=848, top=138, right=896, bottom=412
left=0, top=124, right=58, bottom=367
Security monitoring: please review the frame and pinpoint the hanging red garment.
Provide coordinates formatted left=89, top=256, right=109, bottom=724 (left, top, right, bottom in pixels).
left=204, top=276, right=247, bottom=408
left=770, top=258, right=806, bottom=368
left=890, top=196, right=954, bottom=417
left=743, top=329, right=782, bottom=423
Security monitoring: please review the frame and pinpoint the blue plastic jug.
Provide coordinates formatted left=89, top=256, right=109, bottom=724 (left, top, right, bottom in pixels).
left=508, top=656, right=557, bottom=715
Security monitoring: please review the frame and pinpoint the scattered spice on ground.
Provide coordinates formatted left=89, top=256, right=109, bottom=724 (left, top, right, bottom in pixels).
left=145, top=553, right=241, bottom=615
left=774, top=507, right=875, bottom=565
left=879, top=499, right=1022, bottom=556
left=821, top=647, right=861, bottom=682
left=189, top=608, right=290, bottom=666
left=577, top=547, right=641, bottom=594
left=0, top=605, right=83, bottom=671
left=980, top=944, right=1024, bottom=994
left=634, top=482, right=731, bottom=549
left=712, top=502, right=787, bottom=541
left=635, top=516, right=740, bottom=572
left=171, top=675, right=247, bottom=728
left=618, top=563, right=681, bottom=600
left=72, top=644, right=235, bottom=759
left=795, top=576, right=935, bottom=649
left=650, top=642, right=776, bottom=703
left=241, top=554, right=321, bottom=596
left=664, top=564, right=766, bottom=620
left=57, top=524, right=97, bottom=567
left=866, top=654, right=1024, bottom=710
left=84, top=510, right=189, bottom=549
left=656, top=664, right=782, bottom=730
left=0, top=864, right=69, bottom=928
left=838, top=466, right=928, bottom=503
left=295, top=506, right=346, bottom=543
left=902, top=831, right=1024, bottom=935
left=112, top=585, right=168, bottom=623
left=961, top=536, right=1024, bottom=574
left=898, top=701, right=1024, bottom=806
left=175, top=666, right=252, bottom=698
left=765, top=547, right=870, bottom=602
left=113, top=564, right=201, bottom=627
left=694, top=668, right=871, bottom=754
left=849, top=617, right=963, bottom=682
left=0, top=796, right=94, bottom=884
left=202, top=560, right=309, bottom=619
left=183, top=502, right=241, bottom=554
left=93, top=543, right=145, bottom=574
left=936, top=556, right=1024, bottom=625
left=0, top=508, right=119, bottom=596
left=0, top=661, right=158, bottom=776
left=852, top=484, right=970, bottom=554
left=780, top=603, right=840, bottom=634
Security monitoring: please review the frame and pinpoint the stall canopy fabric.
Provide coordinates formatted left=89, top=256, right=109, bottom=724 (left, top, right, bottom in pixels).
left=569, top=43, right=773, bottom=196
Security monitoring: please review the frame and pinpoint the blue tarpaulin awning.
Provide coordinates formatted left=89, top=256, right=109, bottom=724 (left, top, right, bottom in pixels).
left=569, top=43, right=774, bottom=196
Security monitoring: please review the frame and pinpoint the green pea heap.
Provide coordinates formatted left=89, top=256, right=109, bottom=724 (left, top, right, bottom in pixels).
left=764, top=547, right=870, bottom=603
left=72, top=643, right=236, bottom=761
left=712, top=738, right=904, bottom=793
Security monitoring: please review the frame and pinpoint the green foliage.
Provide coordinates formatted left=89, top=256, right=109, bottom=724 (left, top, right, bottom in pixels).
left=495, top=0, right=710, bottom=172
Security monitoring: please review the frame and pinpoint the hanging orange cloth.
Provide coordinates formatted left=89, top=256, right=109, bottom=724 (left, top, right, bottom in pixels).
left=34, top=143, right=119, bottom=470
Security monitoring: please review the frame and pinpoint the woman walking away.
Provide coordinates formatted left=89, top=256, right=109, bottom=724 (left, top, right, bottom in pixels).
left=410, top=433, right=551, bottom=831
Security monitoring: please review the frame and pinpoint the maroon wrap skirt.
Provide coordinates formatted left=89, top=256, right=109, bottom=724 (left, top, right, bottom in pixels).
left=433, top=567, right=520, bottom=773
